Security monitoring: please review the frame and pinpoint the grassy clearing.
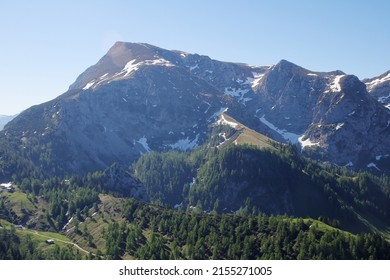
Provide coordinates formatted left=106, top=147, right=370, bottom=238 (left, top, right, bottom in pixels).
left=235, top=128, right=276, bottom=150
left=305, top=219, right=354, bottom=236
left=1, top=188, right=36, bottom=216
left=0, top=218, right=79, bottom=257
left=220, top=114, right=276, bottom=150
left=27, top=229, right=72, bottom=242
left=0, top=218, right=72, bottom=243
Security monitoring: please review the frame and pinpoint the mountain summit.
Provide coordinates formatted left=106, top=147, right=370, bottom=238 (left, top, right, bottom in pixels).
left=1, top=42, right=390, bottom=176
left=69, top=42, right=181, bottom=91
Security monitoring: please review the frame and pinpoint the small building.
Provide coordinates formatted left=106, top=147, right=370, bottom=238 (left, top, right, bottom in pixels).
left=45, top=239, right=55, bottom=245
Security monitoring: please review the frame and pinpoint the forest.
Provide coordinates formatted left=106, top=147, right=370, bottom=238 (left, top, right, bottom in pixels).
left=132, top=144, right=390, bottom=233
left=1, top=130, right=390, bottom=260
left=2, top=197, right=390, bottom=260
left=102, top=198, right=390, bottom=260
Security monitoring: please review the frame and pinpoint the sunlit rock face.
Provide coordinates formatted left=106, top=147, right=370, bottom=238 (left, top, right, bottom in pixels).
left=2, top=42, right=390, bottom=175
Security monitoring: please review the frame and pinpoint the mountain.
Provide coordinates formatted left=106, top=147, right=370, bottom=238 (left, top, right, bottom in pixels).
left=1, top=43, right=390, bottom=261
left=1, top=42, right=390, bottom=177
left=248, top=60, right=390, bottom=173
left=0, top=115, right=16, bottom=130
left=363, top=71, right=390, bottom=109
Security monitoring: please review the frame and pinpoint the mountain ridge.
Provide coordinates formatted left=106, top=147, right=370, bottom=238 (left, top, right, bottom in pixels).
left=1, top=42, right=389, bottom=177
left=0, top=114, right=17, bottom=130
left=1, top=42, right=390, bottom=260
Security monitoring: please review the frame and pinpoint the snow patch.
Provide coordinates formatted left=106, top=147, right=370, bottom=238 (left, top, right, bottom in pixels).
left=365, top=72, right=390, bottom=91
left=217, top=134, right=234, bottom=149
left=174, top=202, right=183, bottom=209
left=224, top=86, right=252, bottom=105
left=376, top=154, right=389, bottom=161
left=189, top=177, right=196, bottom=188
left=378, top=93, right=390, bottom=103
left=189, top=64, right=199, bottom=71
left=367, top=162, right=380, bottom=171
left=241, top=97, right=253, bottom=104
left=208, top=107, right=228, bottom=122
left=83, top=80, right=95, bottom=90
left=325, top=75, right=345, bottom=93
left=345, top=162, right=353, bottom=167
left=307, top=73, right=318, bottom=77
left=258, top=115, right=300, bottom=143
left=0, top=182, right=12, bottom=188
left=244, top=72, right=265, bottom=88
left=219, top=132, right=228, bottom=141
left=335, top=123, right=344, bottom=130
left=62, top=217, right=73, bottom=230
left=145, top=58, right=175, bottom=67
left=99, top=73, right=109, bottom=79
left=123, top=59, right=139, bottom=76
left=169, top=134, right=199, bottom=151
left=137, top=136, right=151, bottom=153
left=122, top=58, right=175, bottom=77
left=217, top=114, right=239, bottom=129
left=298, top=135, right=320, bottom=149
left=224, top=87, right=250, bottom=99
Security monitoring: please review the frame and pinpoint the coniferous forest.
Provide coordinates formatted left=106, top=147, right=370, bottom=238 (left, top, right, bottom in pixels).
left=1, top=138, right=390, bottom=260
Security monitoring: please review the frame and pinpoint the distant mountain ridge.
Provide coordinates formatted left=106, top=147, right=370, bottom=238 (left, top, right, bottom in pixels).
left=1, top=42, right=389, bottom=177
left=364, top=71, right=390, bottom=109
left=0, top=115, right=17, bottom=130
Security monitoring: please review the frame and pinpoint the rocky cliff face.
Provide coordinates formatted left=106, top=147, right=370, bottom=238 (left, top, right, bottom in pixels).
left=1, top=42, right=390, bottom=176
left=247, top=61, right=390, bottom=172
left=364, top=71, right=390, bottom=110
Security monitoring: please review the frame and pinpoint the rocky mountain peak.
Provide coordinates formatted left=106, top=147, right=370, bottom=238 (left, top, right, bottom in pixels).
left=274, top=59, right=305, bottom=72
left=68, top=42, right=183, bottom=92
left=339, top=75, right=367, bottom=97
left=106, top=42, right=155, bottom=66
left=1, top=42, right=390, bottom=176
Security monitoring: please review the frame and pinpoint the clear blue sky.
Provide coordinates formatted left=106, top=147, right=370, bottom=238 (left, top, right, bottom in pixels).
left=1, top=0, right=389, bottom=115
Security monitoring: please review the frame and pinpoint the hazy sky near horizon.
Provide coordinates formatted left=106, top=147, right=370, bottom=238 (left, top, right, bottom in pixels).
left=0, top=0, right=389, bottom=115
